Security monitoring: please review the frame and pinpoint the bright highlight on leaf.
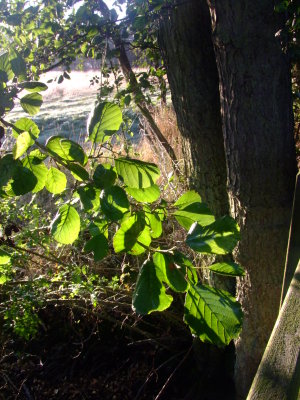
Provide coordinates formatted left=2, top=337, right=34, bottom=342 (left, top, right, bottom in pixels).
left=115, top=158, right=160, bottom=189
left=132, top=260, right=173, bottom=315
left=209, top=262, right=245, bottom=277
left=13, top=131, right=33, bottom=159
left=51, top=204, right=80, bottom=244
left=126, top=184, right=160, bottom=203
left=184, top=284, right=243, bottom=346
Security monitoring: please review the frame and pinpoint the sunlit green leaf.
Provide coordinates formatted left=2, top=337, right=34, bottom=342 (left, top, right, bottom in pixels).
left=209, top=262, right=245, bottom=277
left=115, top=158, right=160, bottom=189
left=132, top=260, right=173, bottom=315
left=13, top=131, right=33, bottom=159
left=23, top=156, right=48, bottom=193
left=113, top=213, right=151, bottom=255
left=88, top=102, right=122, bottom=143
left=0, top=249, right=11, bottom=265
left=100, top=186, right=129, bottom=221
left=184, top=284, right=243, bottom=346
left=126, top=184, right=160, bottom=203
left=20, top=93, right=43, bottom=115
left=153, top=252, right=188, bottom=292
left=174, top=191, right=215, bottom=230
left=19, top=81, right=48, bottom=92
left=45, top=167, right=67, bottom=194
left=51, top=204, right=80, bottom=244
left=77, top=184, right=100, bottom=211
left=186, top=216, right=240, bottom=255
left=12, top=118, right=40, bottom=139
left=46, top=136, right=86, bottom=165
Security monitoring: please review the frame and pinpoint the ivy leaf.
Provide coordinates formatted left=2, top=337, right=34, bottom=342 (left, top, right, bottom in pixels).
left=46, top=136, right=86, bottom=165
left=51, top=204, right=80, bottom=244
left=126, top=184, right=160, bottom=203
left=209, top=262, right=245, bottom=277
left=93, top=163, right=116, bottom=189
left=184, top=284, right=243, bottom=346
left=19, top=81, right=48, bottom=92
left=115, top=158, right=160, bottom=189
left=132, top=260, right=173, bottom=315
left=12, top=117, right=40, bottom=139
left=20, top=93, right=43, bottom=115
left=88, top=102, right=122, bottom=143
left=174, top=191, right=215, bottom=230
left=100, top=186, right=129, bottom=221
left=77, top=184, right=100, bottom=211
left=153, top=252, right=188, bottom=292
left=13, top=131, right=33, bottom=159
left=84, top=234, right=108, bottom=261
left=186, top=216, right=240, bottom=255
left=22, top=156, right=48, bottom=193
left=113, top=213, right=151, bottom=255
left=45, top=167, right=67, bottom=194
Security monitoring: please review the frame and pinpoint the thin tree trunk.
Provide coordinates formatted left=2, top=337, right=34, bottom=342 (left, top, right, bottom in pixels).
left=159, top=0, right=228, bottom=218
left=207, top=1, right=297, bottom=397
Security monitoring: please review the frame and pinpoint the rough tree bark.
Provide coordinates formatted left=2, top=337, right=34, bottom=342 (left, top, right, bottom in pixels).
left=159, top=0, right=228, bottom=218
left=207, top=1, right=297, bottom=397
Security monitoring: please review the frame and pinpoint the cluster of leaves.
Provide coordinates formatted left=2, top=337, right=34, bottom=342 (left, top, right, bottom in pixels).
left=0, top=0, right=244, bottom=346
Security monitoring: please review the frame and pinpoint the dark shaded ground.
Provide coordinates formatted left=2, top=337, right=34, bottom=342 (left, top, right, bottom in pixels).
left=0, top=306, right=236, bottom=400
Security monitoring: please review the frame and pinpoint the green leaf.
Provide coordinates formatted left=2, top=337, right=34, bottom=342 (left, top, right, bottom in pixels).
left=89, top=220, right=108, bottom=238
left=46, top=136, right=86, bottom=165
left=10, top=53, right=26, bottom=80
left=51, top=204, right=80, bottom=244
left=12, top=117, right=40, bottom=139
left=100, top=186, right=129, bottom=221
left=45, top=167, right=67, bottom=194
left=126, top=184, right=160, bottom=203
left=13, top=131, right=33, bottom=159
left=10, top=166, right=37, bottom=195
left=84, top=234, right=108, bottom=261
left=0, top=249, right=11, bottom=265
left=0, top=52, right=13, bottom=82
left=93, top=163, right=116, bottom=189
left=174, top=252, right=198, bottom=284
left=68, top=163, right=89, bottom=181
left=113, top=213, right=151, bottom=255
left=77, top=184, right=100, bottom=211
left=88, top=102, right=122, bottom=143
left=22, top=156, right=48, bottom=193
left=186, top=216, right=240, bottom=255
left=115, top=158, right=160, bottom=189
left=19, top=81, right=48, bottom=92
left=20, top=93, right=43, bottom=115
left=144, top=207, right=162, bottom=238
left=153, top=252, right=188, bottom=292
left=184, top=284, right=243, bottom=346
left=209, top=262, right=245, bottom=277
left=0, top=154, right=18, bottom=187
left=132, top=260, right=173, bottom=315
left=174, top=191, right=215, bottom=230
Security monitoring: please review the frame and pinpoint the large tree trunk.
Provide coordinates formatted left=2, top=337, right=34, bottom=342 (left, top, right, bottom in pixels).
left=207, top=1, right=297, bottom=397
left=159, top=0, right=228, bottom=218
